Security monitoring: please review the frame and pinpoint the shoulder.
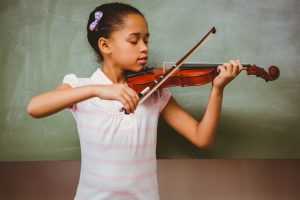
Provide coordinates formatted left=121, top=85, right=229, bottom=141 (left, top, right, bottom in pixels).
left=62, top=73, right=92, bottom=88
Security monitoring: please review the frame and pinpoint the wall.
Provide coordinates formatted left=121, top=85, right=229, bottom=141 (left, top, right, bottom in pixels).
left=0, top=0, right=299, bottom=160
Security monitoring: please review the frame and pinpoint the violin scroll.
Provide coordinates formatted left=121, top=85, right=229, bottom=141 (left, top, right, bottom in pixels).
left=246, top=65, right=280, bottom=82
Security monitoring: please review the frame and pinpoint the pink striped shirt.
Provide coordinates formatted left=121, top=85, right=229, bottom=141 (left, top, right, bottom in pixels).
left=63, top=68, right=171, bottom=200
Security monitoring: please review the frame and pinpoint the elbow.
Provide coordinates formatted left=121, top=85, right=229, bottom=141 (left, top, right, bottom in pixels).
left=26, top=99, right=42, bottom=118
left=195, top=136, right=215, bottom=150
left=196, top=141, right=215, bottom=150
left=27, top=103, right=38, bottom=118
left=194, top=126, right=217, bottom=149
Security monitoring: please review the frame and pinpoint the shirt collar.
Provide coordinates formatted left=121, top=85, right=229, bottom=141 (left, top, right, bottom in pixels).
left=90, top=68, right=113, bottom=85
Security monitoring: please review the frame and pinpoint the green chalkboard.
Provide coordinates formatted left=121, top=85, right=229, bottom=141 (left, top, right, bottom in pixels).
left=1, top=0, right=299, bottom=161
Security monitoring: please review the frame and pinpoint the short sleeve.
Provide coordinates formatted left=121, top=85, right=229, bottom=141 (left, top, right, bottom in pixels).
left=159, top=88, right=172, bottom=112
left=62, top=74, right=78, bottom=113
left=62, top=73, right=78, bottom=88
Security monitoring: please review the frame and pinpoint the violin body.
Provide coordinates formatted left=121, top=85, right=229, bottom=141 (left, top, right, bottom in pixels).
left=126, top=66, right=216, bottom=93
left=126, top=64, right=280, bottom=94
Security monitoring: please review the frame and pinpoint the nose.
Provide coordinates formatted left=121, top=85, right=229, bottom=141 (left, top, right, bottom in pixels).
left=140, top=40, right=148, bottom=53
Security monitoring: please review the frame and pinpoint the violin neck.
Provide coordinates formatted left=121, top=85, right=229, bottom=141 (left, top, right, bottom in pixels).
left=179, top=63, right=252, bottom=70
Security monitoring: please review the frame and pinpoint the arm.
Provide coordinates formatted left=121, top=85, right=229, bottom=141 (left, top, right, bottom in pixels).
left=27, top=82, right=140, bottom=118
left=27, top=84, right=98, bottom=118
left=161, top=87, right=223, bottom=149
left=161, top=60, right=243, bottom=149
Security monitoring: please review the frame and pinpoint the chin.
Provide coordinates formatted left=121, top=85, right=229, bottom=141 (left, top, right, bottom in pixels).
left=124, top=63, right=146, bottom=73
left=132, top=64, right=145, bottom=72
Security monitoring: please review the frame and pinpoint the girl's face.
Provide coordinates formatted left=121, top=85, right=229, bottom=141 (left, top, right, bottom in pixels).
left=108, top=14, right=149, bottom=72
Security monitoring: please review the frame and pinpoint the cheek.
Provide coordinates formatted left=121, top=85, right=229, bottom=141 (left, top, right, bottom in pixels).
left=115, top=43, right=137, bottom=60
left=119, top=42, right=132, bottom=52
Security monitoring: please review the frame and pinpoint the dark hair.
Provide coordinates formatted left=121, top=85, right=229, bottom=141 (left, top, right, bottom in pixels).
left=87, top=2, right=144, bottom=62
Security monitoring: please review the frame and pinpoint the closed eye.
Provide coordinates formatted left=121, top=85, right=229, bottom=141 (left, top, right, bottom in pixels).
left=143, top=38, right=149, bottom=45
left=129, top=41, right=138, bottom=45
left=127, top=32, right=150, bottom=45
left=128, top=37, right=138, bottom=45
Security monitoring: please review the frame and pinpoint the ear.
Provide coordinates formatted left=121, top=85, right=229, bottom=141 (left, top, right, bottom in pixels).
left=98, top=37, right=112, bottom=56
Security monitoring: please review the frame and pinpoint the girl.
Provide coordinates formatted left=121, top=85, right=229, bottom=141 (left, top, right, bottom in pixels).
left=27, top=2, right=243, bottom=200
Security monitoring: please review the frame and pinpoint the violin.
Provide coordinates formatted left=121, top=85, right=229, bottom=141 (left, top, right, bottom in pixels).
left=121, top=27, right=280, bottom=113
left=126, top=63, right=279, bottom=94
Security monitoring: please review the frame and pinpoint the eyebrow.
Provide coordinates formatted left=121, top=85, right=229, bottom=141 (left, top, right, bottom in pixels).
left=128, top=32, right=150, bottom=38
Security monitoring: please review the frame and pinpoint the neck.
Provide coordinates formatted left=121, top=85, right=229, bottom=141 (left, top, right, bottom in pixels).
left=101, top=61, right=126, bottom=84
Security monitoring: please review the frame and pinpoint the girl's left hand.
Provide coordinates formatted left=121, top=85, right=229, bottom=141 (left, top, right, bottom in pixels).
left=213, top=59, right=245, bottom=90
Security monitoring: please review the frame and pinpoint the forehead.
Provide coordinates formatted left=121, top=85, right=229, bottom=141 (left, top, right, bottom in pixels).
left=112, top=14, right=149, bottom=38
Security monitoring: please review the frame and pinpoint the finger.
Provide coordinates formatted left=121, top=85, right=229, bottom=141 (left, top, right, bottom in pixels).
left=121, top=84, right=136, bottom=109
left=217, top=65, right=221, bottom=73
left=229, top=60, right=237, bottom=74
left=122, top=92, right=135, bottom=113
left=119, top=97, right=131, bottom=114
left=233, top=60, right=241, bottom=76
left=222, top=63, right=228, bottom=70
left=217, top=65, right=226, bottom=74
left=223, top=62, right=233, bottom=74
left=123, top=87, right=139, bottom=111
left=235, top=59, right=243, bottom=72
left=230, top=60, right=239, bottom=76
left=123, top=84, right=138, bottom=98
left=118, top=84, right=135, bottom=113
left=236, top=59, right=242, bottom=69
left=236, top=59, right=246, bottom=71
left=125, top=85, right=140, bottom=107
left=120, top=86, right=135, bottom=113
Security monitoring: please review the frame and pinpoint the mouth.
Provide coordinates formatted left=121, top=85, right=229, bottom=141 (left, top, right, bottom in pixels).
left=137, top=56, right=148, bottom=65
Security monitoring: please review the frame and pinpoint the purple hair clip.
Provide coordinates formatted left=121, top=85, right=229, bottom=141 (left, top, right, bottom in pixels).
left=89, top=11, right=103, bottom=31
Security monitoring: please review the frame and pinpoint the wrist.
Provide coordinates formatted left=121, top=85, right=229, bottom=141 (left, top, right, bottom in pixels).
left=90, top=85, right=101, bottom=97
left=212, top=85, right=224, bottom=94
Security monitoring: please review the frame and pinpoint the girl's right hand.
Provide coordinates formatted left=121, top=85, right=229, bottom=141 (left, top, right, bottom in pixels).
left=94, top=84, right=139, bottom=114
